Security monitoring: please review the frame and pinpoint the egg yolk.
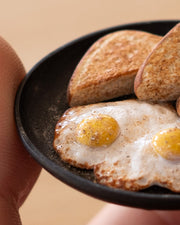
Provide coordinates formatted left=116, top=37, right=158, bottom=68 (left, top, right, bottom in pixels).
left=152, top=128, right=180, bottom=160
left=76, top=114, right=120, bottom=147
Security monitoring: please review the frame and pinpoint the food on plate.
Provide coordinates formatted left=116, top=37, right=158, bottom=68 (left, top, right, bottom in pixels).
left=176, top=96, right=180, bottom=116
left=67, top=30, right=161, bottom=106
left=134, top=23, right=180, bottom=101
left=76, top=114, right=120, bottom=147
left=54, top=23, right=180, bottom=192
left=53, top=100, right=180, bottom=191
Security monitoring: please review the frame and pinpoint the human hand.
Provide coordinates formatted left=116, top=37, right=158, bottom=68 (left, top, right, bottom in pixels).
left=87, top=204, right=180, bottom=225
left=0, top=36, right=41, bottom=224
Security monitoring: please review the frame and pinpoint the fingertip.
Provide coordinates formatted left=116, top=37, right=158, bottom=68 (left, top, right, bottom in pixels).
left=0, top=35, right=26, bottom=145
left=0, top=36, right=25, bottom=94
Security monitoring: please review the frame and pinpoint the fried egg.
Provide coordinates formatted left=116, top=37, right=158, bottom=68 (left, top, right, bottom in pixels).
left=53, top=99, right=180, bottom=192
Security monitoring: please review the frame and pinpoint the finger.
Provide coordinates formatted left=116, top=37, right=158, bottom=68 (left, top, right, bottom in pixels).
left=155, top=210, right=180, bottom=225
left=87, top=204, right=180, bottom=225
left=0, top=36, right=41, bottom=207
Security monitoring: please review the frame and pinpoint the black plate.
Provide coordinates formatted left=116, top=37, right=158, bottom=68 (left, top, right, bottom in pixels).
left=15, top=20, right=180, bottom=210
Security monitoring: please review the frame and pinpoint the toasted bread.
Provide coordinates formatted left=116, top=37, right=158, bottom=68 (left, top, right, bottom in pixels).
left=176, top=96, right=180, bottom=116
left=67, top=30, right=161, bottom=106
left=134, top=23, right=180, bottom=101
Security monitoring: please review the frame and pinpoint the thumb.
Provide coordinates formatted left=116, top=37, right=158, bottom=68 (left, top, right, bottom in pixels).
left=0, top=36, right=41, bottom=208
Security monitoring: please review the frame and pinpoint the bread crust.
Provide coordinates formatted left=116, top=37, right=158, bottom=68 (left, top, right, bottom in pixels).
left=134, top=23, right=180, bottom=101
left=176, top=96, right=180, bottom=116
left=67, top=30, right=161, bottom=106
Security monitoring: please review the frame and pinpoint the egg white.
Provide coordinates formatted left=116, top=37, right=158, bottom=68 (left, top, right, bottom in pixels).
left=54, top=99, right=180, bottom=191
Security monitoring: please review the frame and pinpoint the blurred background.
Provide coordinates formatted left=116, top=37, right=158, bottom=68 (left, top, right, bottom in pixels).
left=0, top=0, right=179, bottom=224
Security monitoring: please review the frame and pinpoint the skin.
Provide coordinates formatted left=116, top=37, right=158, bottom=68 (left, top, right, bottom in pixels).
left=0, top=36, right=41, bottom=224
left=0, top=36, right=179, bottom=225
left=87, top=204, right=180, bottom=225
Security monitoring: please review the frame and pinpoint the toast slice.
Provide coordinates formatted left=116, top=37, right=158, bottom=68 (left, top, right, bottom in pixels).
left=134, top=23, right=180, bottom=101
left=67, top=30, right=161, bottom=106
left=176, top=97, right=180, bottom=116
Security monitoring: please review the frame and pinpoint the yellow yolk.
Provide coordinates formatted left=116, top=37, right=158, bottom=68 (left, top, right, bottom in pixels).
left=152, top=128, right=180, bottom=160
left=76, top=114, right=120, bottom=147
